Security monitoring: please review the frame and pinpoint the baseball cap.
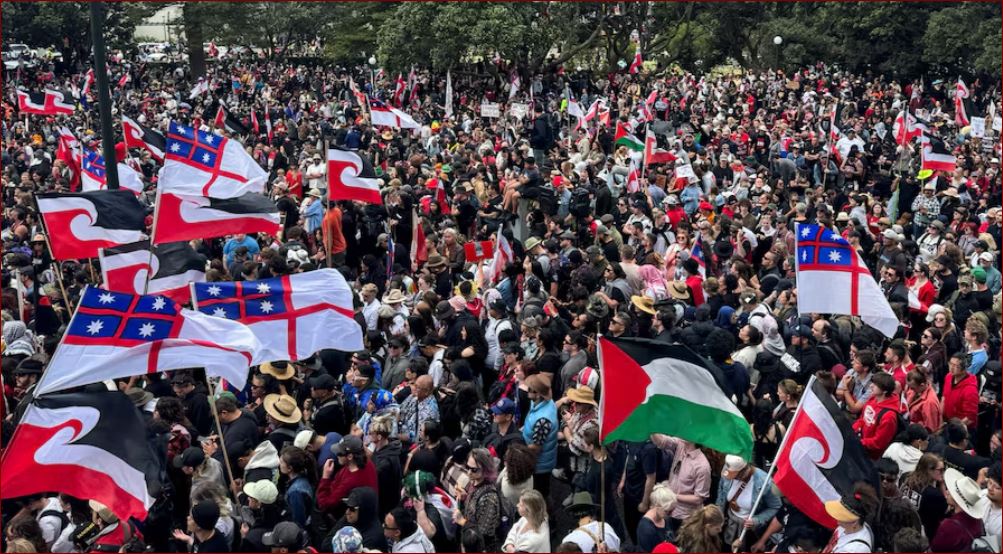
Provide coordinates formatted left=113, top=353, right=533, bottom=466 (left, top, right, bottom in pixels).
left=263, top=521, right=305, bottom=548
left=191, top=499, right=220, bottom=531
left=331, top=435, right=365, bottom=457
left=310, top=373, right=337, bottom=390
left=243, top=480, right=279, bottom=505
left=971, top=266, right=987, bottom=284
left=293, top=430, right=315, bottom=449
left=171, top=372, right=195, bottom=386
left=490, top=398, right=516, bottom=416
left=173, top=446, right=206, bottom=469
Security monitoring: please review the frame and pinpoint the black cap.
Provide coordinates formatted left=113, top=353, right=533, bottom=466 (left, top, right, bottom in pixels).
left=173, top=446, right=206, bottom=469
left=310, top=373, right=336, bottom=390
left=171, top=372, right=194, bottom=386
left=489, top=298, right=507, bottom=313
left=13, top=358, right=43, bottom=376
left=262, top=521, right=304, bottom=548
left=343, top=488, right=366, bottom=508
left=191, top=499, right=220, bottom=531
left=331, top=435, right=365, bottom=457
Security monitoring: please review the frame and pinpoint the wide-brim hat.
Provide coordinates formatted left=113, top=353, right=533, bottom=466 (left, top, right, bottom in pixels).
left=434, top=300, right=455, bottom=320
left=944, top=468, right=992, bottom=519
left=824, top=498, right=863, bottom=523
left=713, top=241, right=734, bottom=260
left=307, top=188, right=323, bottom=198
left=566, top=386, right=598, bottom=407
left=586, top=294, right=609, bottom=319
left=261, top=361, right=295, bottom=380
left=382, top=289, right=406, bottom=305
left=631, top=295, right=656, bottom=315
left=381, top=129, right=394, bottom=140
left=567, top=491, right=600, bottom=517
left=524, top=237, right=542, bottom=251
left=125, top=387, right=154, bottom=408
left=426, top=254, right=447, bottom=270
left=668, top=281, right=690, bottom=301
left=264, top=394, right=302, bottom=424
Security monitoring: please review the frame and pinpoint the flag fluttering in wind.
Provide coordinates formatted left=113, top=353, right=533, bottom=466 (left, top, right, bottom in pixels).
left=37, top=191, right=146, bottom=260
left=614, top=121, right=644, bottom=151
left=17, top=89, right=75, bottom=115
left=628, top=47, right=643, bottom=75
left=152, top=191, right=280, bottom=244
left=920, top=135, right=957, bottom=173
left=1, top=391, right=161, bottom=522
left=599, top=336, right=754, bottom=460
left=34, top=286, right=262, bottom=395
left=122, top=115, right=166, bottom=162
left=327, top=148, right=382, bottom=204
left=773, top=377, right=878, bottom=529
left=795, top=223, right=898, bottom=337
left=193, top=269, right=363, bottom=364
left=100, top=239, right=206, bottom=304
left=159, top=121, right=267, bottom=199
left=369, top=99, right=420, bottom=129
left=80, top=149, right=145, bottom=196
left=644, top=128, right=677, bottom=167
left=954, top=77, right=970, bottom=128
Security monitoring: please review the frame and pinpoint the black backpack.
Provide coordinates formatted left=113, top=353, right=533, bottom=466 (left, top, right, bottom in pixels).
left=537, top=185, right=558, bottom=216
left=570, top=186, right=592, bottom=218
left=877, top=407, right=908, bottom=439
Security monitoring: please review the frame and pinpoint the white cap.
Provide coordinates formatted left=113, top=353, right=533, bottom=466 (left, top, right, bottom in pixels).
left=243, top=480, right=279, bottom=505
left=723, top=455, right=748, bottom=474
left=293, top=430, right=314, bottom=449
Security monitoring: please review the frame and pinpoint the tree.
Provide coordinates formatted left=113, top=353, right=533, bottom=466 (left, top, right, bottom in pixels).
left=923, top=4, right=1002, bottom=77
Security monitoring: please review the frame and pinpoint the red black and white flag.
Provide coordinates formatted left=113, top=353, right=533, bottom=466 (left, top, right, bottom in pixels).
left=773, top=377, right=878, bottom=529
left=17, top=89, right=75, bottom=115
left=0, top=391, right=160, bottom=522
left=464, top=240, right=495, bottom=262
left=37, top=191, right=146, bottom=260
left=56, top=126, right=82, bottom=189
left=152, top=192, right=280, bottom=244
left=921, top=135, right=957, bottom=173
left=122, top=115, right=166, bottom=162
left=100, top=239, right=207, bottom=304
left=213, top=104, right=250, bottom=136
left=327, top=148, right=382, bottom=205
left=892, top=110, right=928, bottom=146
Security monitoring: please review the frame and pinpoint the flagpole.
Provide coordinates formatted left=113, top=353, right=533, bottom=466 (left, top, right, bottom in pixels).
left=734, top=373, right=818, bottom=551
left=32, top=196, right=75, bottom=312
left=596, top=333, right=606, bottom=546
left=143, top=188, right=163, bottom=295
left=205, top=375, right=239, bottom=497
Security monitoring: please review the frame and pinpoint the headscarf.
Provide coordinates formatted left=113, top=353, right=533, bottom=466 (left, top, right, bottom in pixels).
left=331, top=527, right=364, bottom=553
left=639, top=264, right=668, bottom=300
left=714, top=306, right=737, bottom=332
left=2, top=321, right=34, bottom=358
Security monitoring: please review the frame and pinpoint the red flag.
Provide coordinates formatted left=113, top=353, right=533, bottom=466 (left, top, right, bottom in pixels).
left=464, top=240, right=495, bottom=262
left=251, top=110, right=260, bottom=134
left=56, top=127, right=81, bottom=190
left=214, top=105, right=226, bottom=129
left=773, top=378, right=878, bottom=529
left=265, top=108, right=273, bottom=143
left=393, top=73, right=406, bottom=107
left=410, top=208, right=427, bottom=268
left=954, top=77, right=970, bottom=128
left=628, top=48, right=643, bottom=75
left=117, top=72, right=130, bottom=88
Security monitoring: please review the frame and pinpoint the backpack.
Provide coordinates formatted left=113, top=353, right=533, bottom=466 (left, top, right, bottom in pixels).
left=536, top=185, right=558, bottom=216
left=570, top=186, right=592, bottom=218
left=493, top=484, right=517, bottom=540
left=877, top=407, right=908, bottom=438
left=39, top=508, right=70, bottom=539
left=950, top=517, right=998, bottom=553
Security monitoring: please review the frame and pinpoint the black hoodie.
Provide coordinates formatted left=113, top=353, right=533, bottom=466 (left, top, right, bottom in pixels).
left=325, top=487, right=387, bottom=552
left=372, top=439, right=403, bottom=517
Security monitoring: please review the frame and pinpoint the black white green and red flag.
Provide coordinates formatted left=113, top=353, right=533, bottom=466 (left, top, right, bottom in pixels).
left=598, top=336, right=753, bottom=460
left=614, top=121, right=644, bottom=151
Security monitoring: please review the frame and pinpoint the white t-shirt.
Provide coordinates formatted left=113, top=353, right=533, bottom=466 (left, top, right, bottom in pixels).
left=830, top=524, right=873, bottom=553
left=727, top=478, right=755, bottom=519
left=562, top=521, right=621, bottom=553
left=984, top=503, right=1002, bottom=544
left=504, top=517, right=551, bottom=553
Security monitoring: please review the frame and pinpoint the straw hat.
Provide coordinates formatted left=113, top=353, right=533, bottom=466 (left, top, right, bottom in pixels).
left=260, top=361, right=295, bottom=380
left=566, top=386, right=598, bottom=407
left=426, top=254, right=447, bottom=270
left=263, top=394, right=302, bottom=425
left=382, top=289, right=406, bottom=305
left=668, top=281, right=691, bottom=301
left=631, top=295, right=657, bottom=315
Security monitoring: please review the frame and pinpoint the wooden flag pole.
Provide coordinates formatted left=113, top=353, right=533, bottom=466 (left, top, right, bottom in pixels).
left=205, top=375, right=239, bottom=499
left=32, top=195, right=75, bottom=313
left=143, top=188, right=163, bottom=294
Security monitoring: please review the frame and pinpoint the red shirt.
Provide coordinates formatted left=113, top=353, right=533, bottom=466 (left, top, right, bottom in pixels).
left=316, top=460, right=378, bottom=513
left=942, top=372, right=979, bottom=426
left=685, top=275, right=705, bottom=306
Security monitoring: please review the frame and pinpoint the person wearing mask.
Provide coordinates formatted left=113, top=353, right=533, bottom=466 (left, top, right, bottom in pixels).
left=651, top=433, right=711, bottom=533
left=851, top=372, right=901, bottom=460
left=502, top=489, right=550, bottom=553
left=522, top=374, right=558, bottom=501
left=716, top=455, right=782, bottom=551
left=931, top=469, right=992, bottom=553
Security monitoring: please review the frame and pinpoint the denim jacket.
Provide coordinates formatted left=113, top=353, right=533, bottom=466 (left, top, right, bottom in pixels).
left=715, top=466, right=781, bottom=527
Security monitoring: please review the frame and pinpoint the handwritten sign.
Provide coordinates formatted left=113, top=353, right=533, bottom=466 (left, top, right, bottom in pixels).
left=480, top=103, right=501, bottom=118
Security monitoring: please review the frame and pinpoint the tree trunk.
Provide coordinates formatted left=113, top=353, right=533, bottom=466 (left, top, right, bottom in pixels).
left=184, top=4, right=206, bottom=81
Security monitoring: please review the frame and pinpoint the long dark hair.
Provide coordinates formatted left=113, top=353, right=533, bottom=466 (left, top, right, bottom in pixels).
left=280, top=446, right=318, bottom=486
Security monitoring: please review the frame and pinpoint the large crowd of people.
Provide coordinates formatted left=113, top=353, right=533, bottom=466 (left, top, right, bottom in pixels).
left=1, top=45, right=1001, bottom=553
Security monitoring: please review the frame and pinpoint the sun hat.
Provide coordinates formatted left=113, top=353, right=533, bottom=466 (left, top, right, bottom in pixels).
left=261, top=361, right=295, bottom=380
left=566, top=386, right=598, bottom=407
left=264, top=394, right=302, bottom=424
left=944, top=468, right=991, bottom=519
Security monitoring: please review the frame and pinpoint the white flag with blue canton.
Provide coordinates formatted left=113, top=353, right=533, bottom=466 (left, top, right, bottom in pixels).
left=794, top=223, right=898, bottom=337
left=192, top=268, right=363, bottom=364
left=36, top=286, right=262, bottom=396
left=158, top=121, right=267, bottom=199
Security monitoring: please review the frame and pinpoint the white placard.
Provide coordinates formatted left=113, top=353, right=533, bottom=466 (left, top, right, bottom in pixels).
left=993, top=116, right=1002, bottom=132
left=509, top=102, right=529, bottom=120
left=970, top=117, right=986, bottom=138
left=480, top=103, right=501, bottom=118
left=674, top=164, right=696, bottom=180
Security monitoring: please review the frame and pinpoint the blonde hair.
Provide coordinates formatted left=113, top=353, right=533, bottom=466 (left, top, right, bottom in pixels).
left=6, top=538, right=36, bottom=553
left=520, top=489, right=548, bottom=528
left=650, top=483, right=677, bottom=512
left=677, top=505, right=724, bottom=553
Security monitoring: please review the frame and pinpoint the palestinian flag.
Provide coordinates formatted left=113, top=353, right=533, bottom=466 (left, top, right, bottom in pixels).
left=614, top=121, right=643, bottom=151
left=598, top=336, right=753, bottom=460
